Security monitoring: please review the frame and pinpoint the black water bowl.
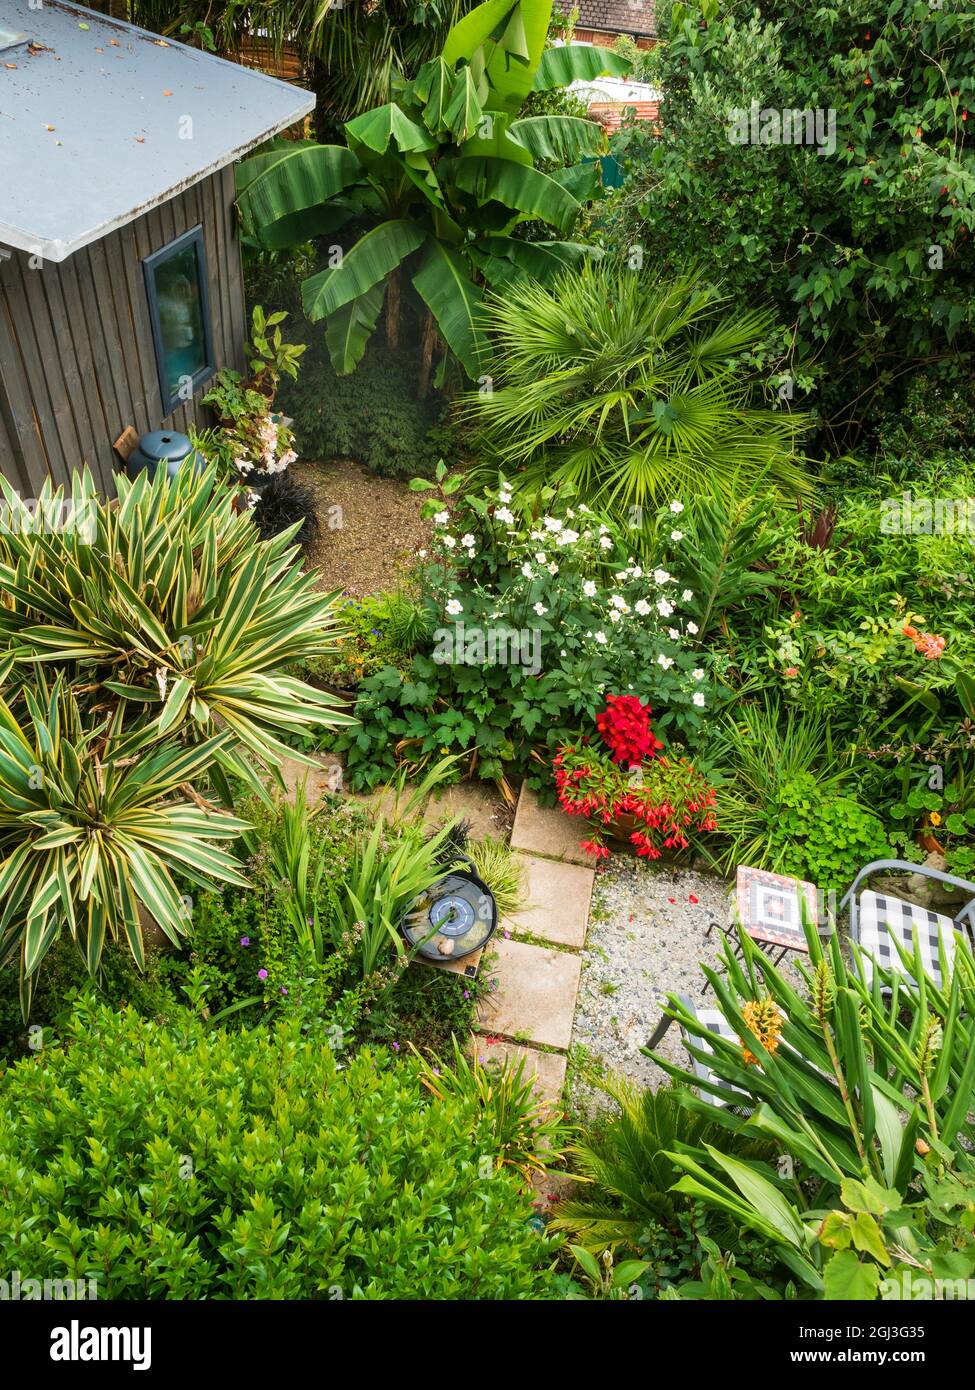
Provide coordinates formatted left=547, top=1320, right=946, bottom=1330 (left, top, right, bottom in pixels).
left=400, top=866, right=497, bottom=963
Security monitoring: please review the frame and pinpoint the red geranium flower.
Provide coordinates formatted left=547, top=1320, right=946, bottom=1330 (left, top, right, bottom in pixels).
left=595, top=694, right=664, bottom=765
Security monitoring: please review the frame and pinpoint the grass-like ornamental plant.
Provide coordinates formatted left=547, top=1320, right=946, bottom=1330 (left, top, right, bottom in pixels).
left=0, top=466, right=350, bottom=999
left=0, top=1002, right=559, bottom=1299
left=646, top=917, right=975, bottom=1294
left=466, top=262, right=811, bottom=518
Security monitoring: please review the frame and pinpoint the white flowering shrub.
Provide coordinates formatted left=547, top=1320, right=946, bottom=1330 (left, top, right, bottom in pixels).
left=332, top=477, right=713, bottom=790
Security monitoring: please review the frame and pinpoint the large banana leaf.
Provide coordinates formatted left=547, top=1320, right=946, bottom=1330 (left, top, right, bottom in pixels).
left=443, top=0, right=552, bottom=114
left=413, top=55, right=455, bottom=134
left=470, top=234, right=597, bottom=287
left=345, top=102, right=439, bottom=155
left=301, top=219, right=426, bottom=320
left=459, top=108, right=533, bottom=165
left=449, top=156, right=582, bottom=235
left=412, top=240, right=488, bottom=377
left=508, top=115, right=607, bottom=162
left=443, top=66, right=485, bottom=143
left=325, top=282, right=387, bottom=375
left=532, top=42, right=632, bottom=90
left=236, top=144, right=363, bottom=240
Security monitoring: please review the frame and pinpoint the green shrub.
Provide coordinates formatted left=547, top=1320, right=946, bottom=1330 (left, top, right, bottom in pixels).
left=0, top=1002, right=559, bottom=1299
left=767, top=774, right=891, bottom=894
left=279, top=335, right=458, bottom=480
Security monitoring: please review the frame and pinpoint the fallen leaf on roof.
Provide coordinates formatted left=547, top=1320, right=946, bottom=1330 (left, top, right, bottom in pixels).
left=4, top=62, right=16, bottom=69
left=78, top=21, right=90, bottom=29
left=162, top=89, right=172, bottom=97
left=95, top=47, right=103, bottom=53
left=110, top=38, right=120, bottom=47
left=134, top=135, right=145, bottom=143
left=44, top=123, right=55, bottom=131
left=154, top=40, right=170, bottom=47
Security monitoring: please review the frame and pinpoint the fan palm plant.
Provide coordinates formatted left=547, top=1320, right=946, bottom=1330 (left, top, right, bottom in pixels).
left=465, top=261, right=811, bottom=516
left=552, top=1079, right=774, bottom=1253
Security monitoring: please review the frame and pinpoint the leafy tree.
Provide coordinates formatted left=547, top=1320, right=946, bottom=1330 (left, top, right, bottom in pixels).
left=236, top=0, right=630, bottom=390
left=603, top=0, right=975, bottom=452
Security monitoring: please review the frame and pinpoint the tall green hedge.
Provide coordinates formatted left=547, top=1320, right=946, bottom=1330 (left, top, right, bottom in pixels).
left=0, top=1004, right=557, bottom=1299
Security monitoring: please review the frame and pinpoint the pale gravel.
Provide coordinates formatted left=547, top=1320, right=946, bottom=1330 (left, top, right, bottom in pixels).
left=569, top=857, right=806, bottom=1116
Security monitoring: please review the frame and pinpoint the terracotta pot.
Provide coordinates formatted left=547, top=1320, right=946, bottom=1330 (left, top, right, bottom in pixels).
left=606, top=810, right=642, bottom=842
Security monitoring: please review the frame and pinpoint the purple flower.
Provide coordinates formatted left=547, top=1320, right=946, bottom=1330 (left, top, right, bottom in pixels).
left=258, top=968, right=268, bottom=981
left=280, top=986, right=288, bottom=996
left=239, top=936, right=250, bottom=947
left=463, top=990, right=470, bottom=1000
left=392, top=1041, right=400, bottom=1051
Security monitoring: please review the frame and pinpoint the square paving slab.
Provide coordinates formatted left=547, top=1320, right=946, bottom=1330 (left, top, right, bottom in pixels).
left=510, top=784, right=592, bottom=865
left=505, top=854, right=594, bottom=948
left=477, top=937, right=581, bottom=1050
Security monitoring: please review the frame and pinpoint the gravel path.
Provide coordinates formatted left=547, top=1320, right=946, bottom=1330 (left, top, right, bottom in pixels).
left=293, top=458, right=432, bottom=598
left=570, top=857, right=806, bottom=1115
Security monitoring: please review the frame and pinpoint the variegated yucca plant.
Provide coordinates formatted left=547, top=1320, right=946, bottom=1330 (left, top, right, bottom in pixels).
left=0, top=466, right=350, bottom=1003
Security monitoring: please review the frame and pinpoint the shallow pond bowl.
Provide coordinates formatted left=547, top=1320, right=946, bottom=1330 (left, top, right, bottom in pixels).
left=400, top=867, right=497, bottom=963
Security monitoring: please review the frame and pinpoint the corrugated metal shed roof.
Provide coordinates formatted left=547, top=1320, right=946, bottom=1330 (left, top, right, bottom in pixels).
left=0, top=0, right=314, bottom=262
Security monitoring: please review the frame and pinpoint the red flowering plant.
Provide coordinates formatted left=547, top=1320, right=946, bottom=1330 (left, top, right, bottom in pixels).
left=554, top=696, right=716, bottom=860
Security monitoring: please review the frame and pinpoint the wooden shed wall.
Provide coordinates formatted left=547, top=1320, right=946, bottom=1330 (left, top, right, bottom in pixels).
left=0, top=164, right=246, bottom=496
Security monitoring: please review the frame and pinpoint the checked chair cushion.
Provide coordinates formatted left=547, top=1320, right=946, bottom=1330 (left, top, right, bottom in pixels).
left=857, top=890, right=957, bottom=989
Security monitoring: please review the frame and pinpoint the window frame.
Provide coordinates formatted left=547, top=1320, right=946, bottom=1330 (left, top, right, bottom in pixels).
left=142, top=224, right=216, bottom=415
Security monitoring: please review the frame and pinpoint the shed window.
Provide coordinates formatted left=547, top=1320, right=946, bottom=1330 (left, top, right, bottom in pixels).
left=143, top=226, right=215, bottom=413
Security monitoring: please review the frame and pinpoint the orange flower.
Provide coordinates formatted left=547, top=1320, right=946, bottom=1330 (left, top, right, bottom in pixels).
left=739, top=998, right=784, bottom=1066
left=903, top=624, right=945, bottom=660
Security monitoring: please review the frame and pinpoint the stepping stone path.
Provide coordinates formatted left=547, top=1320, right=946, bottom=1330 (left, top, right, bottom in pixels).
left=476, top=785, right=594, bottom=1109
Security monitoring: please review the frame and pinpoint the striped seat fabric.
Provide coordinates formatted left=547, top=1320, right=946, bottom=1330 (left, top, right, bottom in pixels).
left=857, top=890, right=957, bottom=988
left=683, top=1007, right=743, bottom=1107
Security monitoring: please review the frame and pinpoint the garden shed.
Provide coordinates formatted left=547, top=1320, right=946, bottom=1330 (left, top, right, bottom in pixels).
left=0, top=0, right=313, bottom=495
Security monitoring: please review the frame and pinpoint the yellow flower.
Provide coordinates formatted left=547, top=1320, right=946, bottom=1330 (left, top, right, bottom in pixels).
left=440, top=745, right=450, bottom=754
left=739, top=997, right=784, bottom=1067
left=929, top=811, right=942, bottom=826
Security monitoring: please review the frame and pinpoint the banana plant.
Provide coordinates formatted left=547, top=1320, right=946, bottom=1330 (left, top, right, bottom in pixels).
left=236, top=0, right=630, bottom=382
left=0, top=680, right=251, bottom=1012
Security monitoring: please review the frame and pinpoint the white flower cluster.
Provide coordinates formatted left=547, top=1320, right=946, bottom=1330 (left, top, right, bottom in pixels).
left=425, top=485, right=710, bottom=710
